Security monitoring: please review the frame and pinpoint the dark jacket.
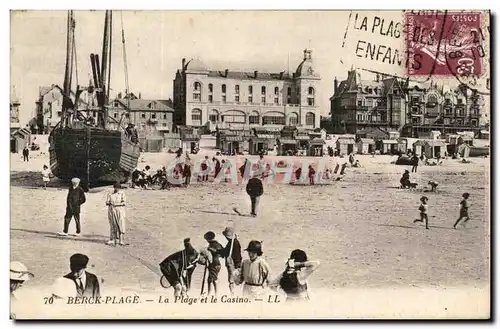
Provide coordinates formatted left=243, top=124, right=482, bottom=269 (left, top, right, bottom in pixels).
left=64, top=271, right=100, bottom=299
left=207, top=240, right=224, bottom=267
left=67, top=186, right=86, bottom=212
left=246, top=177, right=264, bottom=197
left=219, top=238, right=242, bottom=268
left=22, top=148, right=29, bottom=156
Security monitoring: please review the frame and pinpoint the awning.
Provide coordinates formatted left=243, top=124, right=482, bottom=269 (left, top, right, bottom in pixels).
left=278, top=139, right=297, bottom=145
left=256, top=134, right=276, bottom=139
left=425, top=140, right=446, bottom=147
left=309, top=138, right=325, bottom=145
left=359, top=138, right=375, bottom=145
left=382, top=139, right=398, bottom=144
left=224, top=135, right=243, bottom=142
left=337, top=138, right=356, bottom=144
left=296, top=135, right=310, bottom=141
left=182, top=134, right=200, bottom=142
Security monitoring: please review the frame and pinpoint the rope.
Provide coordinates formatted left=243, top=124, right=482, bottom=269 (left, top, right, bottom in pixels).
left=72, top=20, right=79, bottom=88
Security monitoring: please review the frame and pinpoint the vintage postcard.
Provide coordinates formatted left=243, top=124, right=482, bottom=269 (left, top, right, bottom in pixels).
left=10, top=10, right=490, bottom=319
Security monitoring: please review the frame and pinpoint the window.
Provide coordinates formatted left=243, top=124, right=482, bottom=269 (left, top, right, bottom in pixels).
left=357, top=100, right=363, bottom=106
left=57, top=111, right=62, bottom=117
left=152, top=114, right=156, bottom=119
left=287, top=87, right=292, bottom=104
left=162, top=123, right=167, bottom=127
left=307, top=87, right=315, bottom=106
left=262, top=114, right=285, bottom=125
left=248, top=85, right=253, bottom=94
left=222, top=84, right=226, bottom=94
left=444, top=98, right=451, bottom=105
left=208, top=84, right=213, bottom=93
left=445, top=108, right=452, bottom=115
left=163, top=114, right=167, bottom=119
left=289, top=113, right=298, bottom=125
left=368, top=88, right=372, bottom=94
left=235, top=85, right=240, bottom=94
left=274, top=87, right=279, bottom=95
left=222, top=110, right=245, bottom=124
left=274, top=97, right=279, bottom=105
left=249, top=111, right=260, bottom=125
left=411, top=96, right=419, bottom=103
left=261, top=86, right=266, bottom=95
left=305, top=112, right=315, bottom=126
left=222, top=95, right=227, bottom=103
left=357, top=114, right=362, bottom=121
left=459, top=109, right=465, bottom=116
left=457, top=119, right=463, bottom=125
left=193, top=82, right=201, bottom=101
left=428, top=95, right=437, bottom=104
left=471, top=120, right=477, bottom=126
left=114, top=101, right=119, bottom=107
left=457, top=99, right=463, bottom=105
left=113, top=112, right=118, bottom=118
left=208, top=95, right=213, bottom=103
left=261, top=96, right=266, bottom=104
left=125, top=113, right=130, bottom=118
left=393, top=88, right=399, bottom=95
left=235, top=95, right=240, bottom=103
left=141, top=113, right=146, bottom=119
left=191, top=109, right=202, bottom=125
left=209, top=109, right=219, bottom=123
left=248, top=96, right=253, bottom=103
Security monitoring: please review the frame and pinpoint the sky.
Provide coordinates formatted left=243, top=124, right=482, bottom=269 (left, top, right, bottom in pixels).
left=10, top=10, right=361, bottom=125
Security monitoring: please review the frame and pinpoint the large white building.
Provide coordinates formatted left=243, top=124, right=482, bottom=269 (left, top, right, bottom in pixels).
left=173, top=49, right=321, bottom=131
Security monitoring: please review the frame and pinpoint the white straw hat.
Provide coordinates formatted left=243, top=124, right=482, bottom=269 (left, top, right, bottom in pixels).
left=10, top=261, right=34, bottom=281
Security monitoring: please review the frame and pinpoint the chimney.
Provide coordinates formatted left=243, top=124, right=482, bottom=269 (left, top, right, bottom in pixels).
left=117, top=92, right=122, bottom=99
left=292, top=73, right=296, bottom=79
left=139, top=92, right=142, bottom=99
left=182, top=58, right=186, bottom=70
left=334, top=77, right=338, bottom=94
left=225, top=69, right=229, bottom=77
left=254, top=71, right=258, bottom=79
left=376, top=74, right=380, bottom=82
left=280, top=71, right=284, bottom=79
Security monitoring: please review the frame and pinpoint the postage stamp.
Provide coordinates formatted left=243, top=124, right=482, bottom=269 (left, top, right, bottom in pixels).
left=9, top=10, right=490, bottom=320
left=406, top=11, right=485, bottom=77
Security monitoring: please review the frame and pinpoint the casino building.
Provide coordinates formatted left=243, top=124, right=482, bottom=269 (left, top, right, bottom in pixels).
left=172, top=49, right=321, bottom=132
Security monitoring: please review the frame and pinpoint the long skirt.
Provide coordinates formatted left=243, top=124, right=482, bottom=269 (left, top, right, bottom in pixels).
left=108, top=206, right=126, bottom=240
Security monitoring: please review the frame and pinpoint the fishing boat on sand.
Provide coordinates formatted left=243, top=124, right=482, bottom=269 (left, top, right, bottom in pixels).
left=49, top=10, right=140, bottom=190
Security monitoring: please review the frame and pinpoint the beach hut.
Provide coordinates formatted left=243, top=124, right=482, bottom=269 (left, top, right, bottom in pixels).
left=357, top=138, right=375, bottom=154
left=397, top=138, right=408, bottom=154
left=308, top=138, right=325, bottom=156
left=412, top=140, right=426, bottom=157
left=423, top=140, right=446, bottom=158
left=220, top=134, right=243, bottom=155
left=277, top=138, right=298, bottom=156
left=381, top=139, right=399, bottom=154
left=480, top=130, right=489, bottom=139
left=10, top=128, right=31, bottom=153
left=295, top=127, right=311, bottom=149
left=457, top=135, right=474, bottom=146
left=181, top=134, right=200, bottom=154
left=336, top=136, right=356, bottom=155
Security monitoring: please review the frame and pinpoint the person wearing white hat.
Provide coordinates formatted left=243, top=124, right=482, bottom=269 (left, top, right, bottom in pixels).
left=51, top=277, right=77, bottom=300
left=58, top=177, right=86, bottom=237
left=10, top=261, right=34, bottom=296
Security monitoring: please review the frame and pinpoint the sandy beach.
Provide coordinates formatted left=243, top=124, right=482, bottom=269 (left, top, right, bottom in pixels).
left=10, top=148, right=490, bottom=318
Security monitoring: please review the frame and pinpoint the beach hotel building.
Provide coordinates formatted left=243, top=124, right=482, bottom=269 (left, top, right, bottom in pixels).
left=172, top=49, right=321, bottom=132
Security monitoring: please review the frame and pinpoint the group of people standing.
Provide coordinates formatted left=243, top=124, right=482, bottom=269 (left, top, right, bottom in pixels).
left=159, top=230, right=320, bottom=302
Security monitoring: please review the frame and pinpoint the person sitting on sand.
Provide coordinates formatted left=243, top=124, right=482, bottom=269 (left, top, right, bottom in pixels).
left=428, top=180, right=439, bottom=192
left=400, top=170, right=411, bottom=188
left=353, top=160, right=362, bottom=168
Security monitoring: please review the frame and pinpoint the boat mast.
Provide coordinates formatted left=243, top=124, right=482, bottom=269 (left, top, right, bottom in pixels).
left=62, top=10, right=75, bottom=127
left=100, top=10, right=111, bottom=128
left=118, top=11, right=131, bottom=127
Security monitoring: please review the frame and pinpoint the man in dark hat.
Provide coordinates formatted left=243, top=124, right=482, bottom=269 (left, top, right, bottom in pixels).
left=63, top=253, right=100, bottom=299
left=58, top=178, right=86, bottom=237
left=159, top=238, right=200, bottom=297
left=219, top=227, right=242, bottom=295
left=246, top=174, right=264, bottom=217
left=204, top=231, right=223, bottom=296
left=228, top=240, right=271, bottom=298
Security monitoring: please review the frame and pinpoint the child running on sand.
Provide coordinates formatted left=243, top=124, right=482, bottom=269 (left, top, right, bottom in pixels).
left=413, top=196, right=429, bottom=229
left=453, top=193, right=471, bottom=229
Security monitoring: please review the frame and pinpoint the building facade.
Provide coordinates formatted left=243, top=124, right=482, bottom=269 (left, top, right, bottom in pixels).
left=330, top=69, right=486, bottom=137
left=10, top=86, right=20, bottom=131
left=173, top=49, right=321, bottom=131
left=34, top=85, right=90, bottom=133
left=330, top=68, right=406, bottom=135
left=107, top=95, right=175, bottom=134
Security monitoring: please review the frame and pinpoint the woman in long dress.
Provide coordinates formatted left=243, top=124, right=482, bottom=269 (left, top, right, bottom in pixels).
left=106, top=182, right=127, bottom=246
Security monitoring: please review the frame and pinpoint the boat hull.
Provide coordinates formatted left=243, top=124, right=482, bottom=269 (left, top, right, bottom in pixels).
left=49, top=127, right=141, bottom=185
